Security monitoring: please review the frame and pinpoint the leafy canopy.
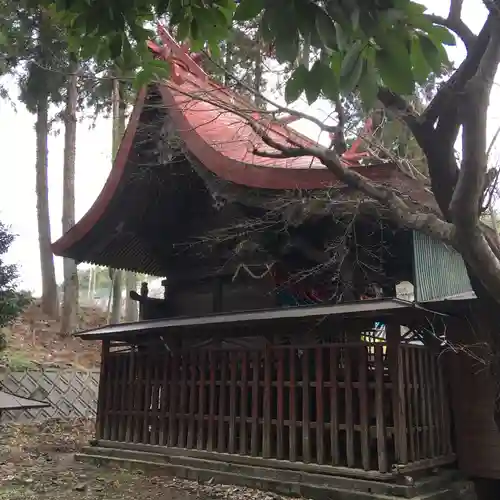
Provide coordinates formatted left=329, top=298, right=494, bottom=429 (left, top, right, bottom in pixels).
left=23, top=0, right=454, bottom=106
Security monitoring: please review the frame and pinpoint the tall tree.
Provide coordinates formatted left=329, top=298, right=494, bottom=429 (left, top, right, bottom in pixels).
left=60, top=55, right=79, bottom=334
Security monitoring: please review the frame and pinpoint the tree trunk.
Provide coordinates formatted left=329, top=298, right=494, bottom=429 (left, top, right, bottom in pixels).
left=109, top=77, right=123, bottom=324
left=60, top=59, right=79, bottom=335
left=35, top=94, right=58, bottom=318
left=254, top=40, right=263, bottom=108
left=124, top=272, right=138, bottom=321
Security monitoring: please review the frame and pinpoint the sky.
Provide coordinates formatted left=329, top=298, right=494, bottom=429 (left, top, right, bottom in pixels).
left=0, top=0, right=496, bottom=296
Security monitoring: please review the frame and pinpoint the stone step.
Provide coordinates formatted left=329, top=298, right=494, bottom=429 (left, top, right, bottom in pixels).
left=77, top=446, right=460, bottom=500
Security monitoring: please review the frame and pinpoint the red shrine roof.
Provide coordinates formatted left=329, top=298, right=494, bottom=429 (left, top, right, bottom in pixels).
left=51, top=26, right=433, bottom=273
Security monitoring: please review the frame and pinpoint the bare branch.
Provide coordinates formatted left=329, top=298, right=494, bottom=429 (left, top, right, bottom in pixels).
left=425, top=0, right=476, bottom=49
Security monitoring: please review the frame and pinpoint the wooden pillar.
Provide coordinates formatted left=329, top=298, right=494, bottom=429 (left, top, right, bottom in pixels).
left=96, top=339, right=110, bottom=440
left=386, top=321, right=408, bottom=465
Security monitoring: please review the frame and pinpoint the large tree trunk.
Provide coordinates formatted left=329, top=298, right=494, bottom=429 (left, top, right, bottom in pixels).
left=109, top=77, right=128, bottom=324
left=35, top=94, right=58, bottom=318
left=124, top=272, right=138, bottom=321
left=60, top=59, right=79, bottom=335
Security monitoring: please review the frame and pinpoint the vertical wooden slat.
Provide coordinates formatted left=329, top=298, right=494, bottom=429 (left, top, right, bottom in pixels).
left=315, top=347, right=324, bottom=465
left=167, top=354, right=179, bottom=447
left=111, top=355, right=122, bottom=441
left=374, top=345, right=387, bottom=473
left=120, top=354, right=132, bottom=442
left=150, top=357, right=160, bottom=445
left=302, top=348, right=311, bottom=463
left=217, top=351, right=228, bottom=452
left=403, top=347, right=415, bottom=462
left=187, top=351, right=197, bottom=449
left=417, top=348, right=428, bottom=458
left=429, top=352, right=442, bottom=456
left=263, top=347, right=272, bottom=458
left=437, top=358, right=451, bottom=455
left=125, top=350, right=136, bottom=443
left=133, top=354, right=145, bottom=443
left=396, top=346, right=408, bottom=463
left=159, top=353, right=170, bottom=445
left=250, top=350, right=260, bottom=456
left=178, top=354, right=188, bottom=448
left=386, top=323, right=401, bottom=463
left=276, top=349, right=285, bottom=460
left=228, top=351, right=238, bottom=454
left=359, top=346, right=370, bottom=470
left=96, top=340, right=110, bottom=440
left=207, top=351, right=217, bottom=451
left=289, top=348, right=297, bottom=462
left=411, top=347, right=421, bottom=460
left=330, top=346, right=339, bottom=465
left=239, top=351, right=248, bottom=455
left=142, top=353, right=153, bottom=444
left=197, top=350, right=207, bottom=450
left=344, top=347, right=354, bottom=467
left=424, top=350, right=435, bottom=458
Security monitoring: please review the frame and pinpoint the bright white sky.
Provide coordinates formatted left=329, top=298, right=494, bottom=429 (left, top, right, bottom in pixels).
left=0, top=0, right=497, bottom=295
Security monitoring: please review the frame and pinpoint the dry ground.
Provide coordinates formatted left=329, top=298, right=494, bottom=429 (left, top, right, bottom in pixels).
left=0, top=419, right=292, bottom=500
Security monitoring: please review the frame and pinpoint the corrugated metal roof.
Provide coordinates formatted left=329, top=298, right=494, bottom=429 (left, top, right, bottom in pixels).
left=413, top=231, right=474, bottom=302
left=0, top=389, right=49, bottom=411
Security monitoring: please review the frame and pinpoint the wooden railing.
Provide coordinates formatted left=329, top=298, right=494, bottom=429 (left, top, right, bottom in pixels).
left=96, top=342, right=452, bottom=474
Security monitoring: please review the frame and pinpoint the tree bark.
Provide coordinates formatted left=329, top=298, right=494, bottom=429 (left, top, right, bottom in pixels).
left=60, top=58, right=79, bottom=335
left=124, top=272, right=138, bottom=321
left=35, top=93, right=58, bottom=318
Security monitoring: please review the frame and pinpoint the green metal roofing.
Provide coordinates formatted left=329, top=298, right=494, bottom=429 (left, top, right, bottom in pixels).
left=413, top=231, right=475, bottom=302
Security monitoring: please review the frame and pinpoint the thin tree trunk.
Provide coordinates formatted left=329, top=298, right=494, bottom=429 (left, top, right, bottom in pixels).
left=224, top=41, right=233, bottom=87
left=60, top=58, right=79, bottom=335
left=36, top=93, right=58, bottom=318
left=124, top=272, right=138, bottom=321
left=254, top=41, right=263, bottom=108
left=109, top=77, right=123, bottom=324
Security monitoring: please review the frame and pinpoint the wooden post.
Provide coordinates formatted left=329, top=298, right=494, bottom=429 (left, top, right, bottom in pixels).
left=387, top=321, right=408, bottom=464
left=96, top=339, right=110, bottom=440
left=374, top=345, right=387, bottom=472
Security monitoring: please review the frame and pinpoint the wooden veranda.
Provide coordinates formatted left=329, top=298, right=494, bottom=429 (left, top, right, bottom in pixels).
left=85, top=300, right=455, bottom=479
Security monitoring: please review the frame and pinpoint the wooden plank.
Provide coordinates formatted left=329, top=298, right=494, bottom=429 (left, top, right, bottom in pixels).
left=424, top=350, right=435, bottom=458
left=315, top=346, right=325, bottom=465
left=159, top=353, right=170, bottom=445
left=330, top=346, right=339, bottom=465
left=263, top=347, right=272, bottom=458
left=302, top=348, right=311, bottom=463
left=142, top=353, right=153, bottom=444
left=437, top=358, right=451, bottom=455
left=344, top=347, right=355, bottom=467
left=178, top=353, right=188, bottom=448
left=111, top=355, right=122, bottom=441
left=386, top=323, right=401, bottom=463
left=228, top=351, right=238, bottom=454
left=289, top=348, right=297, bottom=462
left=250, top=350, right=260, bottom=457
left=417, top=348, right=428, bottom=458
left=207, top=351, right=217, bottom=452
left=410, top=347, right=421, bottom=460
left=276, top=348, right=285, bottom=460
left=374, top=345, right=387, bottom=473
left=197, top=350, right=207, bottom=450
left=239, top=351, right=248, bottom=455
left=359, top=346, right=370, bottom=470
left=125, top=350, right=136, bottom=443
left=403, top=348, right=415, bottom=462
left=96, top=340, right=110, bottom=440
left=149, top=356, right=160, bottom=445
left=187, top=351, right=197, bottom=449
left=167, top=354, right=179, bottom=447
left=217, top=351, right=228, bottom=453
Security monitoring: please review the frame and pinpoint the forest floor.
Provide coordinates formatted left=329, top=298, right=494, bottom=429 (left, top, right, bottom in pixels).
left=0, top=301, right=106, bottom=370
left=0, top=420, right=288, bottom=500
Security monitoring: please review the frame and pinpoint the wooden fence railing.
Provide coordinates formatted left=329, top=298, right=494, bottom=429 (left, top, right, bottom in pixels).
left=97, top=342, right=452, bottom=474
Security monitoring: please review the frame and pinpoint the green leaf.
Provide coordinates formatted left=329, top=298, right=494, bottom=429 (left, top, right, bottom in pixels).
left=426, top=25, right=456, bottom=46
left=315, top=8, right=337, bottom=51
left=110, top=33, right=123, bottom=59
left=234, top=0, right=265, bottom=21
left=134, top=68, right=152, bottom=90
left=340, top=52, right=364, bottom=93
left=335, top=23, right=346, bottom=52
left=418, top=35, right=443, bottom=73
left=274, top=29, right=299, bottom=63
left=357, top=54, right=378, bottom=111
left=410, top=36, right=430, bottom=84
left=284, top=64, right=308, bottom=103
left=340, top=41, right=364, bottom=80
left=306, top=60, right=326, bottom=104
left=376, top=46, right=414, bottom=95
